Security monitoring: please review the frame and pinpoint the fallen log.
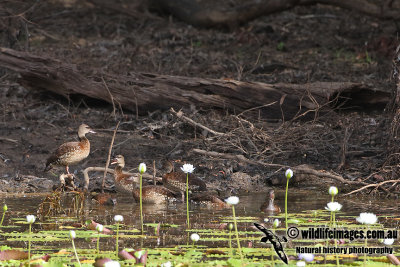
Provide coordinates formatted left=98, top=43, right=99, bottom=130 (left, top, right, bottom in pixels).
left=148, top=0, right=400, bottom=28
left=0, top=47, right=389, bottom=120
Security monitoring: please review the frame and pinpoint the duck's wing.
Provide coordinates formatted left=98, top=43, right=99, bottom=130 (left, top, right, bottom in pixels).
left=45, top=141, right=80, bottom=169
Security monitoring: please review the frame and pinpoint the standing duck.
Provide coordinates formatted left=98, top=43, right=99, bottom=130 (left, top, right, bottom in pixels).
left=111, top=155, right=177, bottom=204
left=111, top=154, right=137, bottom=193
left=260, top=189, right=281, bottom=213
left=162, top=160, right=207, bottom=201
left=45, top=124, right=95, bottom=174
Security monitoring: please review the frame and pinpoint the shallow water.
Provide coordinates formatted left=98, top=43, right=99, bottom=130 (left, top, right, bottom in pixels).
left=1, top=189, right=397, bottom=233
left=0, top=189, right=397, bottom=229
left=0, top=189, right=398, bottom=265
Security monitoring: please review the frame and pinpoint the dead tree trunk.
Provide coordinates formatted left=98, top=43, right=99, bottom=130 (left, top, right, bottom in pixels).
left=147, top=0, right=399, bottom=28
left=0, top=47, right=389, bottom=120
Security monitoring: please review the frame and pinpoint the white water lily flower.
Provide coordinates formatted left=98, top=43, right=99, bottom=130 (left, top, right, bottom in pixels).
left=273, top=219, right=280, bottom=228
left=356, top=212, right=378, bottom=225
left=26, top=215, right=36, bottom=224
left=296, top=261, right=306, bottom=267
left=328, top=186, right=338, bottom=196
left=225, top=196, right=239, bottom=205
left=96, top=224, right=104, bottom=233
left=138, top=163, right=146, bottom=174
left=383, top=239, right=395, bottom=246
left=190, top=233, right=200, bottom=242
left=181, top=164, right=195, bottom=174
left=104, top=261, right=120, bottom=267
left=285, top=169, right=293, bottom=179
left=298, top=253, right=314, bottom=262
left=114, top=215, right=123, bottom=222
left=161, top=261, right=172, bottom=267
left=69, top=230, right=76, bottom=239
left=325, top=202, right=342, bottom=212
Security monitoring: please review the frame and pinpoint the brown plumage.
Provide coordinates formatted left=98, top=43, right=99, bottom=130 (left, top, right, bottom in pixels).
left=91, top=192, right=117, bottom=206
left=132, top=185, right=177, bottom=204
left=111, top=155, right=177, bottom=204
left=191, top=192, right=229, bottom=208
left=45, top=124, right=95, bottom=174
left=111, top=155, right=138, bottom=193
left=162, top=161, right=207, bottom=201
left=260, top=190, right=281, bottom=213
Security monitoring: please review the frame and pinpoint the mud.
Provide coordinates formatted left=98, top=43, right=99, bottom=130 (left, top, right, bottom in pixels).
left=0, top=0, right=397, bottom=194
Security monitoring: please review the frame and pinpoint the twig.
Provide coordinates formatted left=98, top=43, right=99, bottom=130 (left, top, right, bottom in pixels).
left=153, top=160, right=156, bottom=185
left=102, top=76, right=117, bottom=120
left=0, top=137, right=18, bottom=143
left=192, top=148, right=285, bottom=168
left=293, top=165, right=366, bottom=185
left=102, top=121, right=120, bottom=192
left=131, top=86, right=139, bottom=120
left=338, top=126, right=351, bottom=171
left=83, top=167, right=115, bottom=192
left=343, top=179, right=400, bottom=196
left=170, top=108, right=226, bottom=136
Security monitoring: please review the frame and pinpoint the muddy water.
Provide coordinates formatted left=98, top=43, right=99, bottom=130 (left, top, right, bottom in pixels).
left=0, top=189, right=395, bottom=223
left=0, top=189, right=396, bottom=249
left=0, top=189, right=395, bottom=224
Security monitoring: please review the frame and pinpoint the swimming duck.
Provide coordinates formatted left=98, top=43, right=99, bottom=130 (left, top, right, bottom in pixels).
left=162, top=160, right=207, bottom=201
left=260, top=189, right=281, bottom=213
left=111, top=155, right=177, bottom=204
left=132, top=185, right=177, bottom=204
left=45, top=124, right=95, bottom=174
left=191, top=192, right=229, bottom=208
left=91, top=192, right=117, bottom=206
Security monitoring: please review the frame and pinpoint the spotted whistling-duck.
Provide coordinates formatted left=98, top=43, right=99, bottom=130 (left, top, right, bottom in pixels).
left=191, top=192, right=229, bottom=208
left=45, top=124, right=95, bottom=174
left=260, top=189, right=281, bottom=213
left=162, top=160, right=207, bottom=201
left=111, top=155, right=177, bottom=204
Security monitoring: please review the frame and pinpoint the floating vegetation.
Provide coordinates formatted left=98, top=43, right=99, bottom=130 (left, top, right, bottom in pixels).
left=0, top=183, right=398, bottom=266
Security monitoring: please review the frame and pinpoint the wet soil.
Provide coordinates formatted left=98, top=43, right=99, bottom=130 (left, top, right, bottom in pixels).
left=0, top=0, right=398, bottom=194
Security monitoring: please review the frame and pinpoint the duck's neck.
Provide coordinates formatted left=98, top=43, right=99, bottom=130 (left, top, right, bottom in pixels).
left=78, top=136, right=90, bottom=151
left=78, top=131, right=88, bottom=139
left=114, top=166, right=124, bottom=181
left=267, top=199, right=275, bottom=210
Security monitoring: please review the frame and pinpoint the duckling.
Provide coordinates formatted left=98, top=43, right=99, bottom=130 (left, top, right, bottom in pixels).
left=162, top=160, right=207, bottom=201
left=45, top=124, right=95, bottom=174
left=111, top=155, right=177, bottom=204
left=260, top=189, right=281, bottom=213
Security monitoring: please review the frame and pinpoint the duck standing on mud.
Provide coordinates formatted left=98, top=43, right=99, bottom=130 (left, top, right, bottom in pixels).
left=44, top=124, right=95, bottom=175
